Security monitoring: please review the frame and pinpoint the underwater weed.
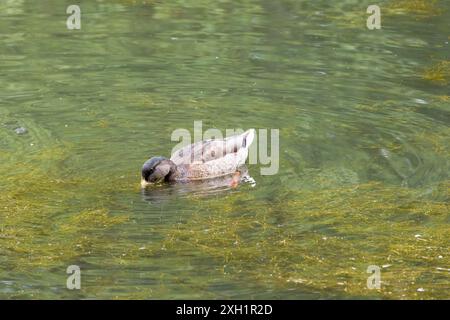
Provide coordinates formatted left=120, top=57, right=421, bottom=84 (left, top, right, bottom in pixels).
left=159, top=181, right=450, bottom=299
left=387, top=0, right=443, bottom=16
left=423, top=61, right=450, bottom=84
left=0, top=145, right=133, bottom=271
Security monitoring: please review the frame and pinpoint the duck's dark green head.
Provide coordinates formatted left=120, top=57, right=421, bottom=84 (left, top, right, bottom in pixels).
left=141, top=157, right=176, bottom=187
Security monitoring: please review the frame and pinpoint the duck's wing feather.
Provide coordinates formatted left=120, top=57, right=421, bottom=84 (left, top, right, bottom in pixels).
left=170, top=129, right=255, bottom=166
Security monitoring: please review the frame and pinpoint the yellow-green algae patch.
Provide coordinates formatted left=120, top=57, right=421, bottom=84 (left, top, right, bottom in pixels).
left=387, top=0, right=443, bottom=16
left=423, top=61, right=450, bottom=85
left=1, top=138, right=449, bottom=299
left=159, top=181, right=449, bottom=299
left=328, top=0, right=445, bottom=29
left=0, top=145, right=134, bottom=271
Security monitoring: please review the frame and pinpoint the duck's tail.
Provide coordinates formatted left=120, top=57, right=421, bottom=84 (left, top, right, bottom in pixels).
left=222, top=129, right=255, bottom=161
left=243, top=129, right=255, bottom=149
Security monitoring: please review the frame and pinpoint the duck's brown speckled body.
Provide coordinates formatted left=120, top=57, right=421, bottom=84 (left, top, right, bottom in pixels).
left=141, top=129, right=255, bottom=187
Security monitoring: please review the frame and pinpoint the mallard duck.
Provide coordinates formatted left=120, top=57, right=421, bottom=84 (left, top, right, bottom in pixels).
left=141, top=129, right=255, bottom=187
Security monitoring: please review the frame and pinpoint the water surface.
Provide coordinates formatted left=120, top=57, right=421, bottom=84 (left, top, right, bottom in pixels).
left=0, top=0, right=449, bottom=299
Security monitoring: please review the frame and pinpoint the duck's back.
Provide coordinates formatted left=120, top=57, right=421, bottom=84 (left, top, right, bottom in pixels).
left=170, top=129, right=255, bottom=180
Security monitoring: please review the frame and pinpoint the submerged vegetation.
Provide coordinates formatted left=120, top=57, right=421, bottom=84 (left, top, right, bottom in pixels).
left=329, top=0, right=445, bottom=29
left=387, top=0, right=443, bottom=16
left=0, top=164, right=131, bottom=272
left=160, top=181, right=449, bottom=299
left=1, top=138, right=448, bottom=299
left=423, top=61, right=450, bottom=85
left=0, top=119, right=136, bottom=277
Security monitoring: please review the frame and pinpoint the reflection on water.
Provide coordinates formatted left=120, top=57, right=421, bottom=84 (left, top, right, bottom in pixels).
left=0, top=0, right=449, bottom=299
left=141, top=166, right=255, bottom=204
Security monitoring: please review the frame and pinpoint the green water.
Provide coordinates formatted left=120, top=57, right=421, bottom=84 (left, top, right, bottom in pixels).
left=0, top=0, right=449, bottom=299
